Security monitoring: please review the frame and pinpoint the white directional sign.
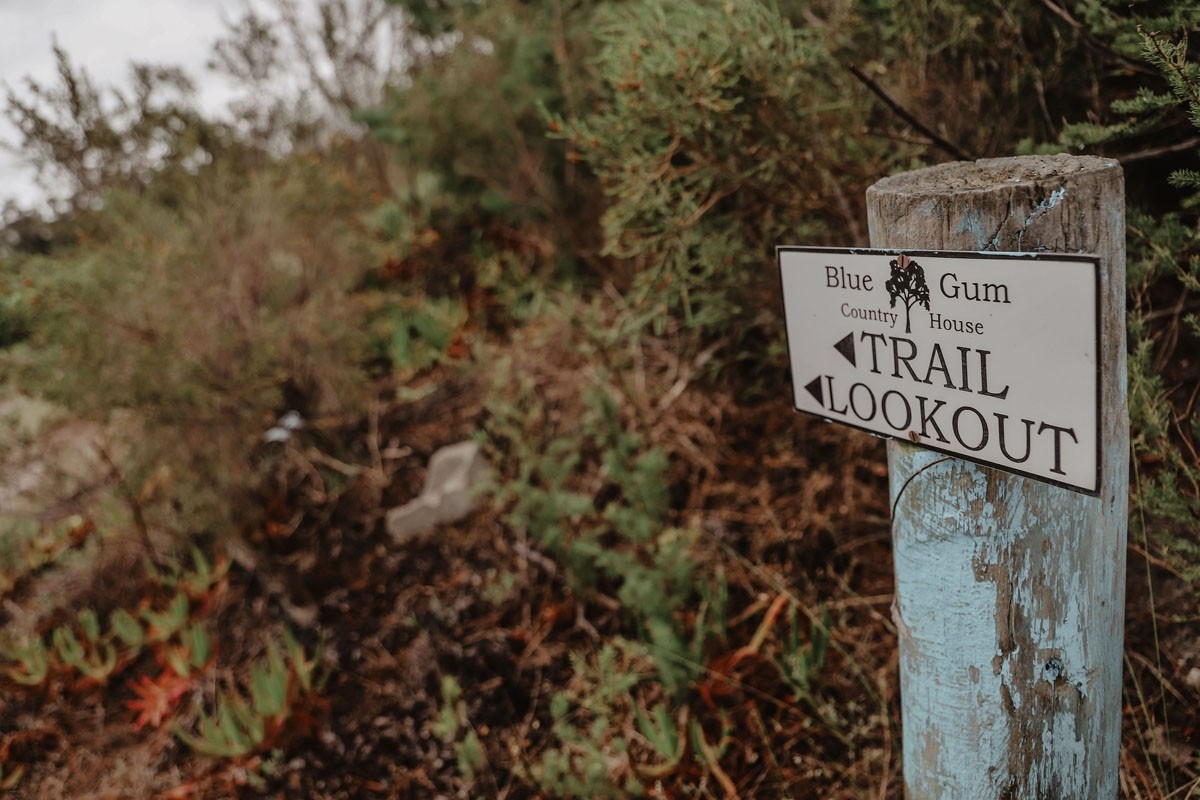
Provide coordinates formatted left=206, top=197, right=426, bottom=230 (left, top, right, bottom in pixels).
left=778, top=247, right=1101, bottom=494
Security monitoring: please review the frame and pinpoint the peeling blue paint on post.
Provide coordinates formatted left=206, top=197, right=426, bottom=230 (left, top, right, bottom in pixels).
left=889, top=447, right=1123, bottom=797
left=867, top=156, right=1127, bottom=799
left=1023, top=186, right=1068, bottom=227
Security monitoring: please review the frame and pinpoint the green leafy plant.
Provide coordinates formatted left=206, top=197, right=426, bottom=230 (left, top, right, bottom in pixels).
left=110, top=608, right=146, bottom=650
left=774, top=603, right=831, bottom=704
left=160, top=623, right=212, bottom=679
left=367, top=296, right=466, bottom=376
left=431, top=675, right=487, bottom=780
left=534, top=644, right=647, bottom=798
left=281, top=629, right=323, bottom=695
left=147, top=545, right=230, bottom=602
left=1, top=588, right=201, bottom=691
left=0, top=761, right=24, bottom=791
left=493, top=371, right=717, bottom=698
left=0, top=635, right=49, bottom=687
left=173, top=631, right=323, bottom=760
left=141, top=593, right=191, bottom=644
left=51, top=609, right=118, bottom=684
left=175, top=690, right=272, bottom=760
left=632, top=702, right=685, bottom=779
left=486, top=344, right=725, bottom=788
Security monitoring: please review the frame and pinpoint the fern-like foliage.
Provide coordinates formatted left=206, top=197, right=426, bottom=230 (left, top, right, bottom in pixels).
left=1064, top=14, right=1200, bottom=575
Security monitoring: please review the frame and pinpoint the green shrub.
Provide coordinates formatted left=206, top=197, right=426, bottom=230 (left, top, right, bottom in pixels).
left=557, top=0, right=889, bottom=340
left=0, top=278, right=33, bottom=348
left=4, top=154, right=387, bottom=535
left=533, top=644, right=648, bottom=798
left=486, top=310, right=723, bottom=698
left=362, top=0, right=601, bottom=301
left=1052, top=20, right=1200, bottom=571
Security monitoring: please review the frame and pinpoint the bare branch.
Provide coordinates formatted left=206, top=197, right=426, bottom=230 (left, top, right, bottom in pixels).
left=847, top=64, right=975, bottom=162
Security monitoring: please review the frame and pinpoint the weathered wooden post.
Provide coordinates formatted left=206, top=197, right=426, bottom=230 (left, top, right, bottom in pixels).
left=864, top=155, right=1128, bottom=798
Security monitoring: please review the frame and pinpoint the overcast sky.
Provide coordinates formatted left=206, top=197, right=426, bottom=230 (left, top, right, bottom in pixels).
left=0, top=0, right=270, bottom=208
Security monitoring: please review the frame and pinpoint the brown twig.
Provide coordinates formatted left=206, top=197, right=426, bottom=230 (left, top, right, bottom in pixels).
left=1117, top=136, right=1200, bottom=164
left=1138, top=299, right=1200, bottom=321
left=1037, top=0, right=1158, bottom=77
left=847, top=65, right=975, bottom=162
left=92, top=442, right=158, bottom=561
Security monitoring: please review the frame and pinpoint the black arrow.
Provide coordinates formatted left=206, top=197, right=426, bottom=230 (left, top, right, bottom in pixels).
left=804, top=376, right=824, bottom=407
left=834, top=332, right=856, bottom=366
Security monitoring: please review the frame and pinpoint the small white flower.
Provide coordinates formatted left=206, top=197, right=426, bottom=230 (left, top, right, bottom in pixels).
left=263, top=411, right=303, bottom=443
left=263, top=426, right=291, bottom=443
left=279, top=410, right=304, bottom=431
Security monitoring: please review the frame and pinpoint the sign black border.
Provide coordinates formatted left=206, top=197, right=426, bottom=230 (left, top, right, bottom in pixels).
left=776, top=245, right=1103, bottom=496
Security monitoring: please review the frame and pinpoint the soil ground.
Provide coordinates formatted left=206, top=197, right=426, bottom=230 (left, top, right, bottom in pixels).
left=0, top=364, right=1197, bottom=798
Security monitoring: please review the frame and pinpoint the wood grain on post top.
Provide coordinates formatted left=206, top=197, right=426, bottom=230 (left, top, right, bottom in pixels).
left=865, top=155, right=1127, bottom=799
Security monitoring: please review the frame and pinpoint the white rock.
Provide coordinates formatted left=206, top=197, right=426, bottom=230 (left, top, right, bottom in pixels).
left=386, top=440, right=492, bottom=542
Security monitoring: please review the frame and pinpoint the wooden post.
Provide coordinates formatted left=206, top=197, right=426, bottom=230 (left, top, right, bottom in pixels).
left=865, top=155, right=1127, bottom=799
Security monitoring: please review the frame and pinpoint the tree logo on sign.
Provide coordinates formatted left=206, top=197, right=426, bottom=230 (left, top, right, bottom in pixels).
left=885, top=254, right=931, bottom=334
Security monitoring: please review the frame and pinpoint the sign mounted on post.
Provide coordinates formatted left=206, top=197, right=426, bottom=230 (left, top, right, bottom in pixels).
left=778, top=247, right=1100, bottom=494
